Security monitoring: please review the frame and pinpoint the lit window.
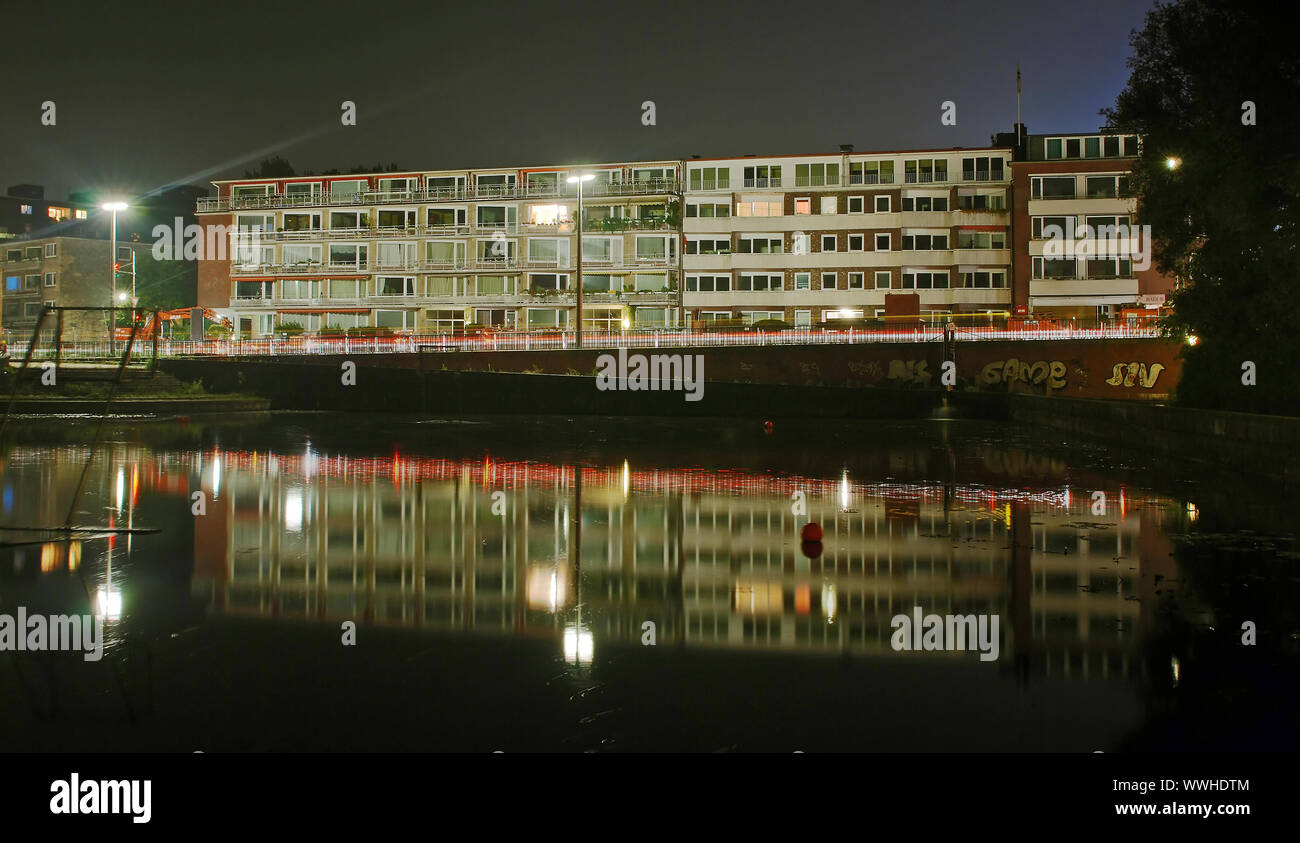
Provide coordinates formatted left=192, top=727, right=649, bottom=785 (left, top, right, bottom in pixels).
left=794, top=198, right=811, bottom=215
left=48, top=206, right=70, bottom=221
left=528, top=204, right=569, bottom=225
left=19, top=204, right=33, bottom=215
left=74, top=209, right=88, bottom=220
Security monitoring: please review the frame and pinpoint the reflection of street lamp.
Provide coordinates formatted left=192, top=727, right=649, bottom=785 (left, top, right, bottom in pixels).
left=103, top=201, right=128, bottom=351
left=567, top=173, right=594, bottom=347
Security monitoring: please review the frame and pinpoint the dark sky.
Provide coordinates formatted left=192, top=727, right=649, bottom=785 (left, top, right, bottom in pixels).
left=1, top=0, right=1157, bottom=201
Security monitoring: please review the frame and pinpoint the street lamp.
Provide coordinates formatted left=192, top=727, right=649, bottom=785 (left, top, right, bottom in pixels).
left=103, top=201, right=128, bottom=352
left=567, top=173, right=594, bottom=348
left=1165, top=157, right=1181, bottom=170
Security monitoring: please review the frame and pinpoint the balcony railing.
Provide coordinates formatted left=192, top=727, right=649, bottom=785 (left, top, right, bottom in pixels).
left=229, top=256, right=679, bottom=275
left=197, top=178, right=681, bottom=213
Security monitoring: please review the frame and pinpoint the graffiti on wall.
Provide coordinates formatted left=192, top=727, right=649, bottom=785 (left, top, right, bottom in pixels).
left=887, top=359, right=931, bottom=386
left=1104, top=362, right=1166, bottom=389
left=980, top=359, right=1068, bottom=390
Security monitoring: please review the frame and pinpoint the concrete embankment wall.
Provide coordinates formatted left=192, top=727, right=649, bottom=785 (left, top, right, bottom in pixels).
left=956, top=391, right=1300, bottom=485
left=159, top=357, right=940, bottom=418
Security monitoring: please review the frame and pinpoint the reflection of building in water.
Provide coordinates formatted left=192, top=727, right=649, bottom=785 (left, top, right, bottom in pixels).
left=188, top=451, right=1181, bottom=679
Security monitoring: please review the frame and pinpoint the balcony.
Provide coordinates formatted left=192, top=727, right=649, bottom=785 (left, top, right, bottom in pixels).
left=848, top=174, right=893, bottom=185
left=230, top=256, right=680, bottom=275
left=196, top=178, right=682, bottom=213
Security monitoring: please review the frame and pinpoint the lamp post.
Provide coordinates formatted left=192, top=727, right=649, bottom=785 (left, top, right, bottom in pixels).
left=567, top=173, right=594, bottom=348
left=103, top=201, right=128, bottom=354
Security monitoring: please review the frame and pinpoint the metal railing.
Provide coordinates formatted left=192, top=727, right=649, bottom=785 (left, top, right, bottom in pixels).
left=6, top=319, right=1166, bottom=360
left=198, top=179, right=682, bottom=213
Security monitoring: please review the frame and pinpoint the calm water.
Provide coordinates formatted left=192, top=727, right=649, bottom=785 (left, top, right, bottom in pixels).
left=0, top=412, right=1296, bottom=752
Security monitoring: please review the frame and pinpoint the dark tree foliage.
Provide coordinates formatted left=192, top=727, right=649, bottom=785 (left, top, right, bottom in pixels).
left=1103, top=0, right=1300, bottom=415
left=243, top=156, right=297, bottom=178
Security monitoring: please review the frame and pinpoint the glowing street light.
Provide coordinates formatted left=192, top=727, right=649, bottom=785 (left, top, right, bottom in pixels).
left=102, top=201, right=129, bottom=353
left=567, top=173, right=595, bottom=348
left=1165, top=157, right=1181, bottom=170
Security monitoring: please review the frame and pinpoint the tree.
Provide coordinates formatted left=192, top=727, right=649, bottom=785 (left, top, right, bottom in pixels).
left=130, top=254, right=197, bottom=311
left=1103, top=0, right=1300, bottom=415
left=243, top=156, right=297, bottom=178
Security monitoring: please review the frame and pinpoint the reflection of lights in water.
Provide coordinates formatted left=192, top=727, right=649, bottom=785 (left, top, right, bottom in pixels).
left=563, top=625, right=594, bottom=664
left=40, top=543, right=59, bottom=572
left=1063, top=487, right=1071, bottom=510
left=1171, top=655, right=1181, bottom=686
left=622, top=460, right=630, bottom=500
left=840, top=471, right=850, bottom=510
left=526, top=564, right=567, bottom=611
left=115, top=467, right=125, bottom=511
left=69, top=541, right=81, bottom=571
left=304, top=445, right=318, bottom=479
left=1186, top=502, right=1198, bottom=521
left=95, top=586, right=123, bottom=620
left=212, top=454, right=222, bottom=499
left=285, top=489, right=304, bottom=532
left=822, top=583, right=836, bottom=622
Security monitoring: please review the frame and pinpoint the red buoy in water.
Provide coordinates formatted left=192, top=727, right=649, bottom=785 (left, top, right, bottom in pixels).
left=801, top=522, right=823, bottom=542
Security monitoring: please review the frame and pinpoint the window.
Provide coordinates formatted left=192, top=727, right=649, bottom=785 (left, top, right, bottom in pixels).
left=427, top=207, right=466, bottom=229
left=820, top=197, right=837, bottom=215
left=280, top=279, right=320, bottom=299
left=1046, top=138, right=1063, bottom=159
left=686, top=275, right=731, bottom=292
left=1085, top=258, right=1133, bottom=279
left=375, top=276, right=416, bottom=296
left=874, top=271, right=892, bottom=289
left=283, top=212, right=322, bottom=232
left=874, top=195, right=891, bottom=213
left=685, top=238, right=730, bottom=255
left=743, top=165, right=781, bottom=188
left=740, top=310, right=783, bottom=324
left=527, top=238, right=570, bottom=266
left=902, top=233, right=949, bottom=250
left=329, top=244, right=368, bottom=268
left=377, top=209, right=415, bottom=230
left=902, top=270, right=949, bottom=289
left=582, top=274, right=616, bottom=292
left=956, top=192, right=1006, bottom=211
left=5, top=250, right=20, bottom=261
left=476, top=238, right=517, bottom=262
left=689, top=167, right=730, bottom=190
left=795, top=163, right=839, bottom=187
left=48, top=206, right=70, bottom=221
left=1032, top=216, right=1074, bottom=240
left=328, top=279, right=362, bottom=299
left=631, top=167, right=671, bottom=183
left=794, top=272, right=810, bottom=290
left=820, top=272, right=836, bottom=290
left=1031, top=176, right=1076, bottom=199
left=476, top=205, right=517, bottom=229
left=961, top=156, right=1005, bottom=181
left=526, top=308, right=566, bottom=328
left=425, top=309, right=466, bottom=331
left=426, top=241, right=466, bottom=266
left=737, top=235, right=782, bottom=254
left=19, top=204, right=32, bottom=215
left=1084, top=215, right=1133, bottom=238
left=285, top=181, right=323, bottom=199
left=475, top=275, right=516, bottom=296
left=24, top=246, right=40, bottom=259
left=4, top=276, right=17, bottom=291
left=874, top=233, right=891, bottom=251
left=44, top=243, right=57, bottom=258
left=236, top=213, right=275, bottom=232
left=25, top=302, right=44, bottom=317
left=904, top=158, right=948, bottom=184
left=44, top=272, right=56, bottom=286
left=961, top=270, right=1007, bottom=289
left=850, top=160, right=894, bottom=184
left=1033, top=257, right=1078, bottom=279
left=235, top=280, right=272, bottom=300
left=685, top=202, right=730, bottom=218
left=529, top=273, right=568, bottom=291
left=526, top=172, right=560, bottom=194
left=328, top=180, right=367, bottom=203
left=794, top=310, right=812, bottom=326
left=737, top=274, right=781, bottom=291
left=848, top=234, right=865, bottom=251
left=1085, top=175, right=1130, bottom=199
left=794, top=198, right=812, bottom=215
left=25, top=274, right=40, bottom=289
left=635, top=235, right=673, bottom=261
left=820, top=234, right=836, bottom=252
left=527, top=204, right=570, bottom=225
left=475, top=174, right=517, bottom=196
left=735, top=198, right=782, bottom=217
left=848, top=196, right=865, bottom=213
left=425, top=277, right=458, bottom=296
left=329, top=211, right=370, bottom=230
left=792, top=233, right=810, bottom=254
left=901, top=195, right=949, bottom=212
left=847, top=272, right=865, bottom=289
left=955, top=231, right=1006, bottom=249
left=375, top=242, right=416, bottom=268
left=427, top=175, right=467, bottom=198
left=374, top=309, right=417, bottom=330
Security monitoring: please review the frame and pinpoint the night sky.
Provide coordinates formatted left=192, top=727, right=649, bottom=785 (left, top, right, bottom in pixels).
left=2, top=0, right=1157, bottom=201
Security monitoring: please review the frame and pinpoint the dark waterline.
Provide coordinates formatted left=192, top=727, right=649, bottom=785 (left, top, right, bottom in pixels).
left=0, top=412, right=1296, bottom=752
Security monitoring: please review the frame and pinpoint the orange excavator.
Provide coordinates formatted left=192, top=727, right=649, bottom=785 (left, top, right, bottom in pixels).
left=114, top=307, right=233, bottom=341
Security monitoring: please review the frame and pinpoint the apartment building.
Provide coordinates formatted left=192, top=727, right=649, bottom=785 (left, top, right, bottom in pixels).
left=196, top=161, right=683, bottom=337
left=0, top=184, right=93, bottom=241
left=1010, top=129, right=1175, bottom=318
left=0, top=235, right=151, bottom=341
left=682, top=145, right=1014, bottom=326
